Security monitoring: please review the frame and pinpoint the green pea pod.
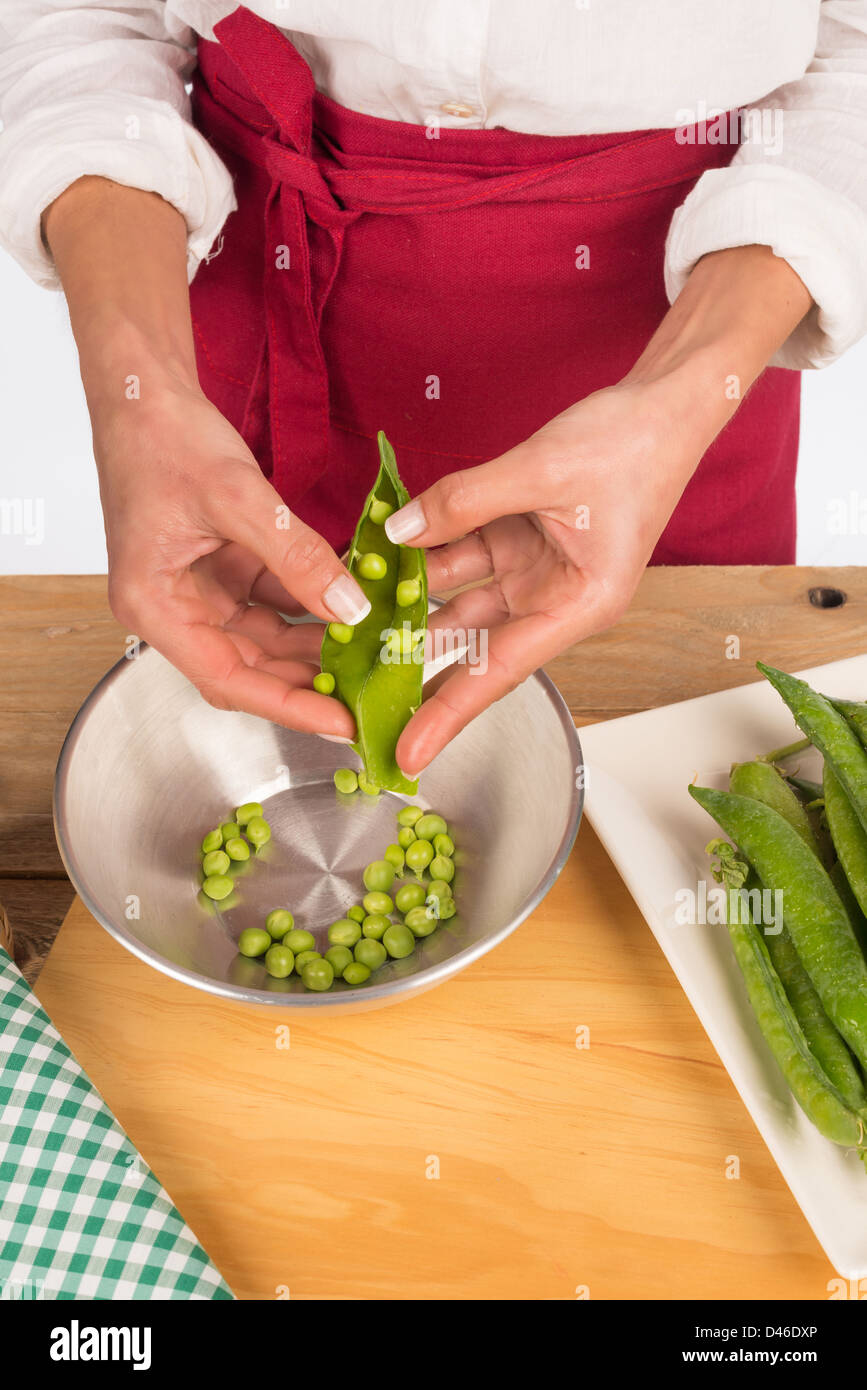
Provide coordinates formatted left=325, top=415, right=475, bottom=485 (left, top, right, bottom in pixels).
left=721, top=867, right=864, bottom=1148
left=757, top=663, right=867, bottom=838
left=831, top=697, right=867, bottom=752
left=729, top=762, right=865, bottom=1109
left=689, top=784, right=867, bottom=1074
left=321, top=431, right=428, bottom=794
left=730, top=759, right=823, bottom=858
left=824, top=763, right=867, bottom=926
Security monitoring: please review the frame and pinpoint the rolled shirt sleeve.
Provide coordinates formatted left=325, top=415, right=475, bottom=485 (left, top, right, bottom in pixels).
left=0, top=1, right=236, bottom=288
left=665, top=0, right=867, bottom=369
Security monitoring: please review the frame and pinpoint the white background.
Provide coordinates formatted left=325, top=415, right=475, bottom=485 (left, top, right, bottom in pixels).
left=0, top=249, right=865, bottom=574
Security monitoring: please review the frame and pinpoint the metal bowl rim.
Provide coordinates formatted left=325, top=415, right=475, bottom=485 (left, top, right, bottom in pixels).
left=53, top=642, right=583, bottom=1009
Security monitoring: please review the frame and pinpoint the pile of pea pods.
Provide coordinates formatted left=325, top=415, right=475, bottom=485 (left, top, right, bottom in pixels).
left=197, top=794, right=457, bottom=991
left=691, top=663, right=867, bottom=1162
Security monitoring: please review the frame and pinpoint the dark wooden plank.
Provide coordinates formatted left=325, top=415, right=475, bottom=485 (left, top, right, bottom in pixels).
left=544, top=565, right=867, bottom=712
left=0, top=878, right=76, bottom=986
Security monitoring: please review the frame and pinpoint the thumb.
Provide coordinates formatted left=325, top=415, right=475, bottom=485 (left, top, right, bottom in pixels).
left=384, top=440, right=550, bottom=548
left=219, top=473, right=371, bottom=626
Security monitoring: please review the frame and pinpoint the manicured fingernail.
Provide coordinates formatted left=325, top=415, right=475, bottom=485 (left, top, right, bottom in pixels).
left=385, top=499, right=426, bottom=544
left=318, top=733, right=353, bottom=744
left=324, top=575, right=371, bottom=625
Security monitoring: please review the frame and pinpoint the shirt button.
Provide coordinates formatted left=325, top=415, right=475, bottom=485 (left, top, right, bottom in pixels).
left=440, top=101, right=475, bottom=118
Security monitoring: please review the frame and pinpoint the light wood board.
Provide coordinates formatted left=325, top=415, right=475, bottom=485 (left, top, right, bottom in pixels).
left=36, top=822, right=836, bottom=1300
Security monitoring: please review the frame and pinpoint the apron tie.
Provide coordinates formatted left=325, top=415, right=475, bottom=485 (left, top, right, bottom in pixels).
left=196, top=10, right=361, bottom=486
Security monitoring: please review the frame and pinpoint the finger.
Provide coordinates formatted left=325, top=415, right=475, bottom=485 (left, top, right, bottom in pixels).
left=142, top=597, right=356, bottom=739
left=221, top=628, right=320, bottom=690
left=385, top=439, right=553, bottom=548
left=218, top=474, right=371, bottom=627
left=223, top=604, right=326, bottom=663
left=425, top=534, right=493, bottom=594
left=397, top=600, right=606, bottom=775
left=248, top=567, right=308, bottom=616
left=426, top=583, right=508, bottom=638
left=193, top=541, right=308, bottom=617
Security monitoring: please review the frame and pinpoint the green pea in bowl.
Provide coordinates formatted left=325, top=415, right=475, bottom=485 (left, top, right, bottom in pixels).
left=54, top=644, right=582, bottom=1013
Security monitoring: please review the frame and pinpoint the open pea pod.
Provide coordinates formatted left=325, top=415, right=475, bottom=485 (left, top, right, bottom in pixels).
left=320, top=431, right=428, bottom=794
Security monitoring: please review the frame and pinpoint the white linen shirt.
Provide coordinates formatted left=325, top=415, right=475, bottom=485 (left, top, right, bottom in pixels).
left=2, top=1, right=867, bottom=369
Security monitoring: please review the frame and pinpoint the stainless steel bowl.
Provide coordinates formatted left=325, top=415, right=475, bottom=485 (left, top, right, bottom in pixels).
left=54, top=644, right=582, bottom=1013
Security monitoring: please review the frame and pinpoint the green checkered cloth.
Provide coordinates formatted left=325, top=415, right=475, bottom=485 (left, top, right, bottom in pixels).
left=0, top=946, right=234, bottom=1300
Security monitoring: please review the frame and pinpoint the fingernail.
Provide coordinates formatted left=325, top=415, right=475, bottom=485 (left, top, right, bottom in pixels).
left=319, top=733, right=354, bottom=744
left=324, top=574, right=371, bottom=625
left=385, top=499, right=426, bottom=544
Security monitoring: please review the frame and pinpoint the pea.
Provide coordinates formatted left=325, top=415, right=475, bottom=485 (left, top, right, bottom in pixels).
left=397, top=806, right=423, bottom=827
left=313, top=671, right=336, bottom=695
left=202, top=874, right=233, bottom=901
left=220, top=821, right=242, bottom=844
left=284, top=928, right=315, bottom=954
left=343, top=962, right=371, bottom=986
left=265, top=944, right=295, bottom=978
left=294, top=950, right=321, bottom=973
left=328, top=918, right=362, bottom=947
left=395, top=882, right=426, bottom=913
left=225, top=836, right=250, bottom=861
left=425, top=880, right=452, bottom=905
left=238, top=927, right=271, bottom=957
left=435, top=897, right=457, bottom=921
left=405, top=839, right=434, bottom=877
left=363, top=859, right=395, bottom=893
left=235, top=802, right=263, bottom=826
left=363, top=890, right=393, bottom=916
left=201, top=828, right=222, bottom=854
left=334, top=768, right=359, bottom=794
left=415, top=813, right=447, bottom=841
left=383, top=923, right=415, bottom=959
left=433, top=833, right=455, bottom=858
left=355, top=938, right=387, bottom=970
left=368, top=499, right=393, bottom=525
left=346, top=905, right=366, bottom=923
left=303, top=959, right=334, bottom=992
left=246, top=816, right=271, bottom=848
left=328, top=622, right=354, bottom=644
left=385, top=626, right=415, bottom=659
left=383, top=843, right=405, bottom=873
left=404, top=905, right=438, bottom=937
left=266, top=908, right=294, bottom=940
left=396, top=579, right=421, bottom=608
left=358, top=552, right=387, bottom=581
left=362, top=914, right=390, bottom=940
left=397, top=826, right=417, bottom=850
left=358, top=772, right=379, bottom=796
left=325, top=945, right=353, bottom=978
left=429, top=854, right=455, bottom=883
left=202, top=849, right=230, bottom=878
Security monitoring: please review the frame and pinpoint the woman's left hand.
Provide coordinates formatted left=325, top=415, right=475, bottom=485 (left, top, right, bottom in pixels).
left=388, top=373, right=711, bottom=777
left=388, top=245, right=813, bottom=778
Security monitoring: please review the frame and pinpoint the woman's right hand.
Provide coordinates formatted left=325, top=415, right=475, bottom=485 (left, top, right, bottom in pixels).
left=93, top=378, right=367, bottom=736
left=43, top=178, right=366, bottom=737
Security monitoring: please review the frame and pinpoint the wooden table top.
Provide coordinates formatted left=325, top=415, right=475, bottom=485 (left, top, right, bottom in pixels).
left=4, top=567, right=867, bottom=1299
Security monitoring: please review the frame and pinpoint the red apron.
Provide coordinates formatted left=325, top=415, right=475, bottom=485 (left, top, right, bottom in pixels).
left=190, top=5, right=800, bottom=564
